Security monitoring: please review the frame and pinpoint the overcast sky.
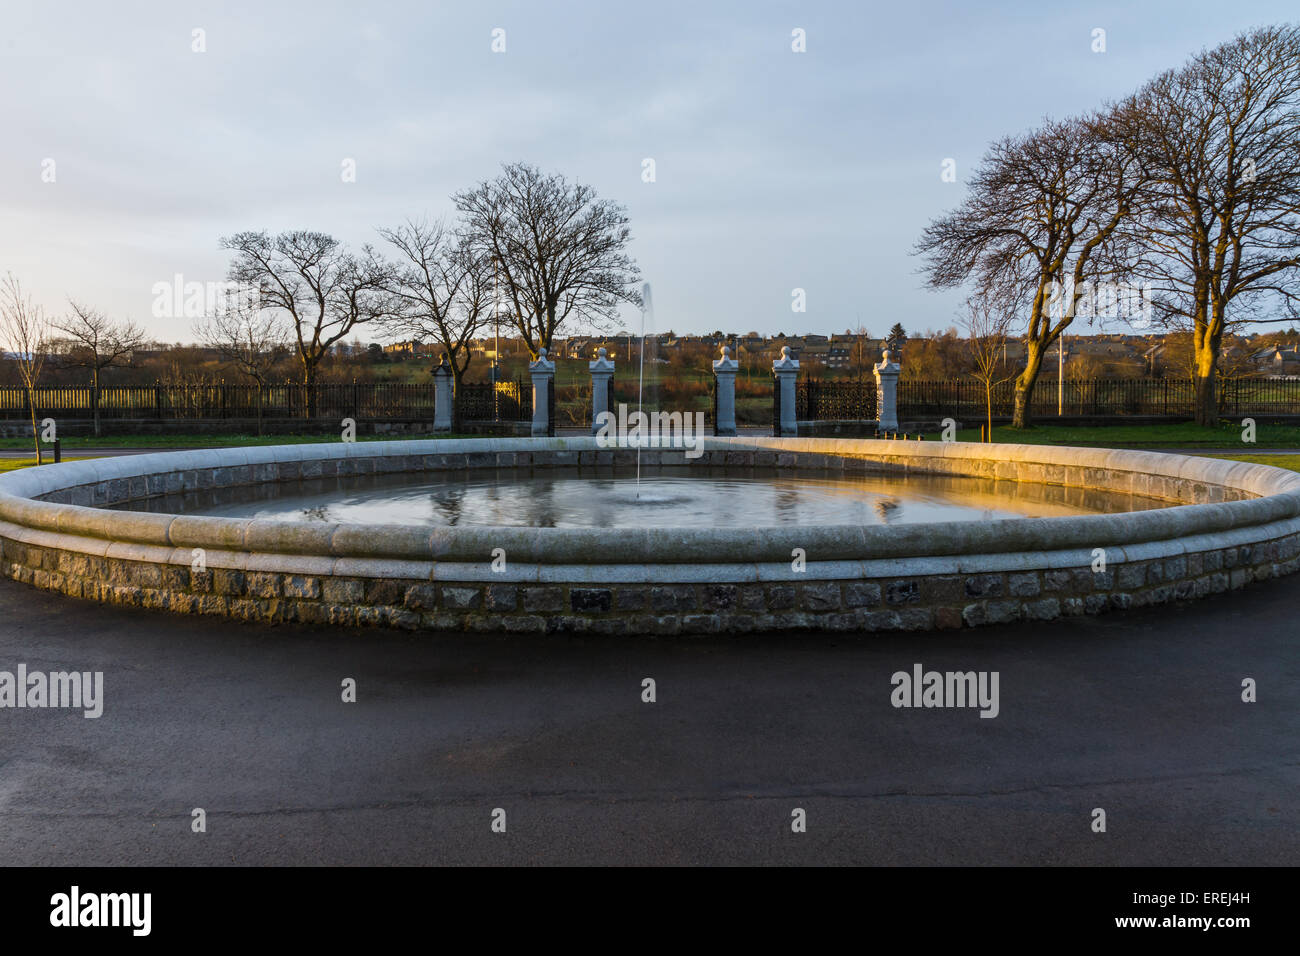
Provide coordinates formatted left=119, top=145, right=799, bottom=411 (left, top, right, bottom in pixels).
left=1, top=0, right=1295, bottom=344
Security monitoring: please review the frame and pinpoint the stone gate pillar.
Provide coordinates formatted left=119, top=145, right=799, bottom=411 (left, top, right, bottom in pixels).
left=529, top=348, right=556, bottom=437
left=712, top=345, right=738, bottom=436
left=874, top=348, right=900, bottom=433
left=432, top=354, right=454, bottom=433
left=589, top=347, right=615, bottom=435
left=773, top=345, right=799, bottom=437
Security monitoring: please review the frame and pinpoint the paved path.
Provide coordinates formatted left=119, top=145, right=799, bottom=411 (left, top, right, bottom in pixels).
left=0, top=575, right=1295, bottom=865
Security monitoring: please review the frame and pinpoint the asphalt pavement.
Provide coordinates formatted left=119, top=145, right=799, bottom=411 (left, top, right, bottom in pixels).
left=0, top=573, right=1295, bottom=865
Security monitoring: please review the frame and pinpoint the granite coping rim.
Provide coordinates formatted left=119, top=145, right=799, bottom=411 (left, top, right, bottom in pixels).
left=0, top=437, right=1298, bottom=566
left=4, top=511, right=1297, bottom=583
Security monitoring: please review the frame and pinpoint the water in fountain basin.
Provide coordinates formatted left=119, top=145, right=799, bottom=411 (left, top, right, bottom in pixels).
left=113, top=466, right=1176, bottom=529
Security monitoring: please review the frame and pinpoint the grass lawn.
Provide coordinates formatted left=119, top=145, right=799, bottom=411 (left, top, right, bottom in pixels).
left=1191, top=454, right=1300, bottom=473
left=2, top=422, right=1293, bottom=451
left=0, top=458, right=40, bottom=473
left=0, top=433, right=479, bottom=451
left=0, top=457, right=96, bottom=473
left=916, top=421, right=1300, bottom=448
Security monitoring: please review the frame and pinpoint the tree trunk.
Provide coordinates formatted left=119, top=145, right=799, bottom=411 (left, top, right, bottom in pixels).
left=451, top=362, right=466, bottom=430
left=92, top=366, right=102, bottom=438
left=303, top=362, right=318, bottom=420
left=27, top=389, right=42, bottom=465
left=986, top=382, right=993, bottom=441
left=1192, top=317, right=1221, bottom=427
left=1193, top=349, right=1218, bottom=427
left=1011, top=341, right=1047, bottom=429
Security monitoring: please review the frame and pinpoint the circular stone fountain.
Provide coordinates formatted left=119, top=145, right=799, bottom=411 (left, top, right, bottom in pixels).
left=1, top=437, right=1298, bottom=634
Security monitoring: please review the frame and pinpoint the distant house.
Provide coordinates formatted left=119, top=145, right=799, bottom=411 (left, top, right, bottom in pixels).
left=1251, top=345, right=1300, bottom=375
left=561, top=336, right=592, bottom=359
left=800, top=345, right=853, bottom=369
left=851, top=338, right=888, bottom=364
left=777, top=337, right=805, bottom=359
left=800, top=342, right=831, bottom=364
left=471, top=336, right=526, bottom=363
left=825, top=346, right=851, bottom=369
left=130, top=347, right=224, bottom=362
left=382, top=340, right=437, bottom=359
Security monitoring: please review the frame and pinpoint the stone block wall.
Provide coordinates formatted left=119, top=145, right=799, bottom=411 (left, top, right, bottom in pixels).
left=3, top=535, right=1298, bottom=635
left=2, top=437, right=1299, bottom=635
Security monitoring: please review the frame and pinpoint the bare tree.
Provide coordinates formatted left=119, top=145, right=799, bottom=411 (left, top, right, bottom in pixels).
left=1113, top=25, right=1300, bottom=425
left=378, top=219, right=491, bottom=393
left=915, top=110, right=1147, bottom=428
left=454, top=162, right=642, bottom=357
left=221, top=230, right=400, bottom=417
left=963, top=296, right=1018, bottom=440
left=0, top=274, right=51, bottom=463
left=51, top=301, right=145, bottom=437
left=193, top=298, right=289, bottom=435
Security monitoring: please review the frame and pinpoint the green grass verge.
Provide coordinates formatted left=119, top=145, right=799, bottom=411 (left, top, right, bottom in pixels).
left=0, top=457, right=101, bottom=473
left=916, top=421, right=1300, bottom=448
left=0, top=433, right=480, bottom=451
left=1192, top=454, right=1300, bottom=473
left=2, top=422, right=1291, bottom=451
